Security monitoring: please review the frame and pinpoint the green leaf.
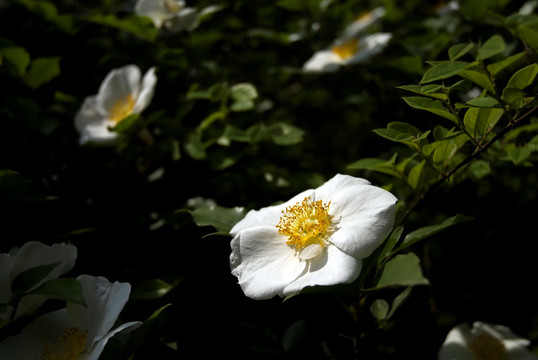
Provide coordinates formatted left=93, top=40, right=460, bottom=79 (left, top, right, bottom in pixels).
left=371, top=253, right=429, bottom=289
left=419, top=61, right=470, bottom=84
left=265, top=122, right=304, bottom=145
left=386, top=286, right=412, bottom=319
left=517, top=18, right=538, bottom=49
left=84, top=14, right=157, bottom=41
left=374, top=121, right=429, bottom=149
left=463, top=107, right=503, bottom=139
left=230, top=83, right=258, bottom=101
left=397, top=85, right=447, bottom=101
left=403, top=97, right=457, bottom=124
left=465, top=96, right=500, bottom=108
left=348, top=155, right=402, bottom=179
left=30, top=278, right=85, bottom=306
left=376, top=226, right=404, bottom=266
left=370, top=299, right=389, bottom=320
left=460, top=0, right=485, bottom=21
left=476, top=35, right=505, bottom=61
left=505, top=63, right=538, bottom=90
left=282, top=319, right=307, bottom=352
left=506, top=144, right=534, bottom=165
left=458, top=65, right=496, bottom=94
left=131, top=277, right=182, bottom=300
left=487, top=51, right=527, bottom=76
left=0, top=46, right=31, bottom=76
left=11, top=263, right=61, bottom=293
left=25, top=57, right=61, bottom=89
left=230, top=100, right=255, bottom=112
left=448, top=43, right=474, bottom=61
left=184, top=131, right=206, bottom=160
left=124, top=304, right=173, bottom=355
left=407, top=160, right=434, bottom=190
left=189, top=205, right=247, bottom=233
left=394, top=215, right=473, bottom=254
left=110, top=114, right=140, bottom=134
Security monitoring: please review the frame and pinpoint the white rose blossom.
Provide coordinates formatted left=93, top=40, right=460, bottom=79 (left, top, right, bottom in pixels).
left=229, top=174, right=397, bottom=300
left=0, top=275, right=141, bottom=360
left=303, top=32, right=392, bottom=73
left=0, top=241, right=77, bottom=321
left=74, top=64, right=157, bottom=146
left=134, top=0, right=199, bottom=31
left=438, top=321, right=538, bottom=360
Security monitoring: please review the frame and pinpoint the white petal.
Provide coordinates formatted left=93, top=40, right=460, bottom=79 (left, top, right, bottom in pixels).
left=345, top=32, right=392, bottom=65
left=230, top=189, right=315, bottom=235
left=230, top=226, right=306, bottom=299
left=68, top=275, right=132, bottom=348
left=302, top=50, right=343, bottom=73
left=438, top=323, right=475, bottom=360
left=342, top=6, right=386, bottom=38
left=82, top=321, right=142, bottom=360
left=96, top=65, right=141, bottom=114
left=327, top=183, right=396, bottom=259
left=132, top=67, right=157, bottom=114
left=75, top=96, right=119, bottom=145
left=135, top=0, right=184, bottom=28
left=283, top=245, right=362, bottom=296
left=313, top=173, right=371, bottom=200
left=472, top=322, right=538, bottom=358
left=164, top=7, right=199, bottom=32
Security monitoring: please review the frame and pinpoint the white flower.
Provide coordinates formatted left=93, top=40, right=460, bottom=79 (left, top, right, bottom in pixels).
left=0, top=241, right=77, bottom=321
left=303, top=32, right=392, bottom=73
left=0, top=275, right=141, bottom=360
left=438, top=321, right=538, bottom=360
left=229, top=174, right=397, bottom=300
left=134, top=0, right=199, bottom=31
left=74, top=64, right=157, bottom=146
left=342, top=6, right=386, bottom=39
left=434, top=1, right=460, bottom=16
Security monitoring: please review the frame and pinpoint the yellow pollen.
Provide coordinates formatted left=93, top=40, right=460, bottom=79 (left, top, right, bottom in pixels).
left=38, top=327, right=88, bottom=360
left=468, top=333, right=506, bottom=360
left=356, top=10, right=372, bottom=21
left=331, top=39, right=359, bottom=59
left=109, top=94, right=135, bottom=124
left=276, top=196, right=333, bottom=251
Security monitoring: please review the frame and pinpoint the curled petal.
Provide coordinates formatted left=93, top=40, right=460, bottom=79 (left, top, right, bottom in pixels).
left=96, top=65, right=141, bottom=114
left=133, top=67, right=157, bottom=114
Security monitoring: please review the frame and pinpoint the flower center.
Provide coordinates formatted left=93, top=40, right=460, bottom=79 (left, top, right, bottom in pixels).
left=468, top=333, right=506, bottom=360
left=276, top=196, right=333, bottom=251
left=331, top=39, right=359, bottom=59
left=109, top=94, right=135, bottom=124
left=356, top=10, right=372, bottom=22
left=38, top=327, right=88, bottom=360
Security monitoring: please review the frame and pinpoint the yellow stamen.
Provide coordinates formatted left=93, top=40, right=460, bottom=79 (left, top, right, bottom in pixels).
left=331, top=39, right=359, bottom=59
left=38, top=327, right=88, bottom=360
left=276, top=196, right=333, bottom=251
left=109, top=94, right=135, bottom=124
left=468, top=333, right=506, bottom=360
left=356, top=10, right=372, bottom=22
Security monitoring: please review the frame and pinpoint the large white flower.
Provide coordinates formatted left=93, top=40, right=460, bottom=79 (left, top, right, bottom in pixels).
left=303, top=32, right=392, bottom=73
left=74, top=64, right=157, bottom=145
left=0, top=241, right=77, bottom=321
left=134, top=0, right=198, bottom=31
left=229, top=174, right=397, bottom=300
left=0, top=275, right=141, bottom=360
left=438, top=321, right=538, bottom=360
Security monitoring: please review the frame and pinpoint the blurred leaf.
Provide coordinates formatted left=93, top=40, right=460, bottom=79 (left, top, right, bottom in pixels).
left=476, top=35, right=505, bottom=61
left=370, top=253, right=429, bottom=289
left=282, top=319, right=307, bottom=352
left=185, top=131, right=206, bottom=160
left=84, top=14, right=157, bottom=41
left=486, top=51, right=527, bottom=76
left=230, top=83, right=258, bottom=101
left=460, top=0, right=486, bottom=21
left=125, top=304, right=173, bottom=355
left=11, top=263, right=61, bottom=294
left=0, top=46, right=30, bottom=76
left=448, top=43, right=474, bottom=61
left=230, top=100, right=255, bottom=112
left=189, top=205, right=247, bottom=233
left=276, top=0, right=306, bottom=11
left=466, top=160, right=491, bottom=179
left=370, top=299, right=389, bottom=320
left=394, top=214, right=474, bottom=254
left=131, top=277, right=182, bottom=300
left=25, top=57, right=61, bottom=89
left=516, top=17, right=538, bottom=49
left=111, top=114, right=140, bottom=134
left=420, top=61, right=469, bottom=84
left=398, top=85, right=447, bottom=101
left=267, top=122, right=304, bottom=145
left=29, top=278, right=85, bottom=306
left=504, top=63, right=538, bottom=90
left=403, top=97, right=457, bottom=124
left=506, top=144, right=534, bottom=165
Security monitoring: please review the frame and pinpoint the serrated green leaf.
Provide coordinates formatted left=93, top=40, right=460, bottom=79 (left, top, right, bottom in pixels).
left=370, top=299, right=389, bottom=320
left=189, top=205, right=247, bottom=233
left=420, top=61, right=469, bottom=84
left=403, top=97, right=457, bottom=124
left=11, top=263, right=61, bottom=293
left=448, top=43, right=474, bottom=61
left=371, top=253, right=429, bottom=289
left=394, top=215, right=473, bottom=254
left=25, top=57, right=61, bottom=89
left=29, top=278, right=85, bottom=306
left=476, top=35, right=505, bottom=61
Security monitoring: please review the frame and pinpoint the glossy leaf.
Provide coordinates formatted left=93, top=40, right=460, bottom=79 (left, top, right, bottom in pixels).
left=370, top=299, right=389, bottom=320
left=476, top=35, right=505, bottom=61
left=458, top=65, right=496, bottom=94
left=398, top=85, right=447, bottom=101
left=448, top=43, right=474, bottom=61
left=371, top=253, right=429, bottom=289
left=403, top=97, right=457, bottom=124
left=189, top=205, right=247, bottom=233
left=419, top=61, right=469, bottom=84
left=487, top=51, right=527, bottom=76
left=463, top=107, right=503, bottom=139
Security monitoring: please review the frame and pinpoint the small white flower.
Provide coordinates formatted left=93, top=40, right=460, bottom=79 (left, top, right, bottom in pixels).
left=0, top=275, right=141, bottom=360
left=0, top=241, right=77, bottom=321
left=229, top=174, right=397, bottom=300
left=342, top=6, right=386, bottom=39
left=74, top=64, right=157, bottom=146
left=303, top=32, right=392, bottom=73
left=438, top=321, right=538, bottom=360
left=435, top=1, right=460, bottom=16
left=134, top=0, right=199, bottom=31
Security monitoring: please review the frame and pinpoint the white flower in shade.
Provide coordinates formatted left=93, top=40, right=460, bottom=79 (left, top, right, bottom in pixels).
left=434, top=1, right=460, bottom=16
left=134, top=0, right=198, bottom=31
left=0, top=241, right=77, bottom=321
left=303, top=32, right=392, bottom=73
left=74, top=64, right=157, bottom=146
left=342, top=6, right=386, bottom=39
left=438, top=321, right=538, bottom=360
left=0, top=275, right=141, bottom=360
left=229, top=174, right=397, bottom=300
